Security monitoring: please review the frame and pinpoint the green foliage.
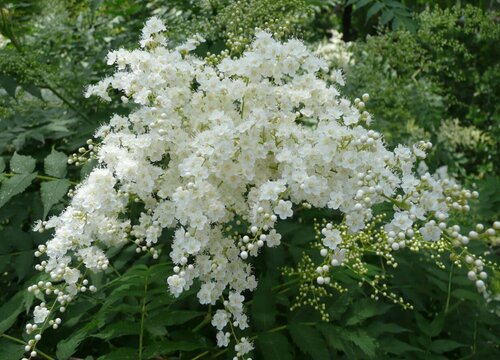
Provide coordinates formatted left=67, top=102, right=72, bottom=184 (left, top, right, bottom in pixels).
left=343, top=4, right=500, bottom=191
left=0, top=1, right=498, bottom=360
left=347, top=0, right=416, bottom=32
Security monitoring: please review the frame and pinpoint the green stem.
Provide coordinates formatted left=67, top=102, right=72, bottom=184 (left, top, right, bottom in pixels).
left=138, top=270, right=150, bottom=360
left=192, top=351, right=209, bottom=360
left=444, top=263, right=454, bottom=314
left=271, top=278, right=299, bottom=291
left=2, top=172, right=79, bottom=185
left=1, top=334, right=55, bottom=360
left=193, top=305, right=212, bottom=333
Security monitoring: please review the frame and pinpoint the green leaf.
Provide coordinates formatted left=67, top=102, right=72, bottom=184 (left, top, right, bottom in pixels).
left=451, top=288, right=478, bottom=301
left=257, top=332, right=293, bottom=360
left=56, top=320, right=98, bottom=360
left=81, top=159, right=97, bottom=179
left=0, top=292, right=24, bottom=334
left=367, top=2, right=384, bottom=20
left=147, top=309, right=205, bottom=328
left=289, top=324, right=330, bottom=359
left=22, top=83, right=44, bottom=100
left=429, top=313, right=445, bottom=337
left=317, top=323, right=344, bottom=351
left=346, top=299, right=390, bottom=326
left=380, top=338, right=423, bottom=355
left=0, top=75, right=17, bottom=98
left=44, top=149, right=68, bottom=178
left=40, top=179, right=70, bottom=218
left=142, top=340, right=206, bottom=358
left=415, top=313, right=433, bottom=337
left=91, top=320, right=139, bottom=340
left=252, top=276, right=276, bottom=330
left=97, top=348, right=138, bottom=360
left=0, top=338, right=25, bottom=360
left=0, top=157, right=5, bottom=173
left=351, top=0, right=372, bottom=9
left=346, top=330, right=377, bottom=357
left=429, top=340, right=464, bottom=354
left=380, top=9, right=394, bottom=25
left=0, top=229, right=33, bottom=280
left=10, top=153, right=36, bottom=174
left=367, top=322, right=409, bottom=336
left=0, top=173, right=37, bottom=208
left=16, top=250, right=34, bottom=281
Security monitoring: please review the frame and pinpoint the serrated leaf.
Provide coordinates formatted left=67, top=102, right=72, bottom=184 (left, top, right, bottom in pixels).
left=380, top=338, right=423, bottom=355
left=22, top=83, right=44, bottom=100
left=429, top=340, right=464, bottom=354
left=0, top=338, right=25, bottom=360
left=353, top=0, right=372, bottom=9
left=142, top=340, right=206, bottom=358
left=56, top=320, right=98, bottom=360
left=258, top=332, right=293, bottom=360
left=346, top=330, right=377, bottom=357
left=380, top=9, right=394, bottom=25
left=0, top=292, right=24, bottom=334
left=289, top=324, right=330, bottom=359
left=0, top=173, right=37, bottom=208
left=252, top=276, right=276, bottom=330
left=10, top=153, right=36, bottom=174
left=385, top=0, right=405, bottom=8
left=81, top=159, right=97, bottom=179
left=16, top=251, right=34, bottom=281
left=44, top=149, right=68, bottom=178
left=41, top=179, right=70, bottom=218
left=146, top=310, right=204, bottom=327
left=367, top=322, right=409, bottom=336
left=367, top=2, right=384, bottom=21
left=346, top=299, right=390, bottom=326
left=317, top=323, right=344, bottom=351
left=0, top=75, right=17, bottom=98
left=415, top=313, right=433, bottom=336
left=91, top=320, right=139, bottom=340
left=429, top=313, right=444, bottom=337
left=97, top=348, right=138, bottom=360
left=451, top=288, right=478, bottom=301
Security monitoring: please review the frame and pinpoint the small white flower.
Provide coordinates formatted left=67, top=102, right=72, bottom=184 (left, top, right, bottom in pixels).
left=322, top=228, right=342, bottom=250
left=33, top=306, right=50, bottom=324
left=274, top=200, right=293, bottom=220
left=419, top=222, right=442, bottom=242
left=167, top=275, right=186, bottom=297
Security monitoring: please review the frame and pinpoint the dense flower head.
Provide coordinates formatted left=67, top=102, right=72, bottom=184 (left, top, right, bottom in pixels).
left=25, top=18, right=498, bottom=359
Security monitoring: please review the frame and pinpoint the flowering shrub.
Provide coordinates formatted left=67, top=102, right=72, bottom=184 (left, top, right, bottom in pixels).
left=22, top=17, right=498, bottom=360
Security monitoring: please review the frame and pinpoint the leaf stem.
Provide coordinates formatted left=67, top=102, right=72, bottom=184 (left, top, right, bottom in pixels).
left=1, top=334, right=55, bottom=360
left=192, top=304, right=212, bottom=333
left=444, top=262, right=454, bottom=314
left=138, top=269, right=150, bottom=360
left=2, top=172, right=79, bottom=185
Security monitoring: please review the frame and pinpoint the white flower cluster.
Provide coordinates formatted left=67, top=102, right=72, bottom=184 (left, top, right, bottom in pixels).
left=314, top=29, right=353, bottom=85
left=26, top=18, right=497, bottom=359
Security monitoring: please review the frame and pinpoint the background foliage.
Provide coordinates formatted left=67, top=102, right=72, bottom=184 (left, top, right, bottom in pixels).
left=0, top=1, right=498, bottom=359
